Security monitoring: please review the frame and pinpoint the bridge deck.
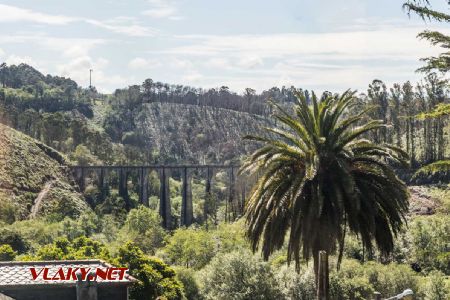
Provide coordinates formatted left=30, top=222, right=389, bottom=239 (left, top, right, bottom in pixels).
left=69, top=165, right=239, bottom=169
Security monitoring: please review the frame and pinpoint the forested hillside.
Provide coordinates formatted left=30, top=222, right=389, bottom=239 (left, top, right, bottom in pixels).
left=1, top=63, right=448, bottom=169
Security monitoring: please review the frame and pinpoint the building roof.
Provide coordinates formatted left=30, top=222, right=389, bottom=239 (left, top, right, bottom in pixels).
left=0, top=260, right=135, bottom=289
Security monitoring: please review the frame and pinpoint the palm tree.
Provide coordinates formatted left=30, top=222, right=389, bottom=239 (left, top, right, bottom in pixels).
left=240, top=90, right=410, bottom=286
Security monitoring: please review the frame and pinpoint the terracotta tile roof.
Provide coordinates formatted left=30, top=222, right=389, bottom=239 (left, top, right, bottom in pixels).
left=0, top=260, right=135, bottom=288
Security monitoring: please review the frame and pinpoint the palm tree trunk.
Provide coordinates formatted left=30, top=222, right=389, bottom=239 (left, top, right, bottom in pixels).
left=316, top=250, right=330, bottom=300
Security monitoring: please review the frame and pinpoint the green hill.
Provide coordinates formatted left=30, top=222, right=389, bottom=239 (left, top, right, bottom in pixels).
left=0, top=123, right=89, bottom=223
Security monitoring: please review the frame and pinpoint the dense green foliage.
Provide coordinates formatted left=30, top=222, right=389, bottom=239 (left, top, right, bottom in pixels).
left=198, top=250, right=283, bottom=300
left=116, top=242, right=184, bottom=300
left=0, top=188, right=448, bottom=299
left=0, top=244, right=17, bottom=261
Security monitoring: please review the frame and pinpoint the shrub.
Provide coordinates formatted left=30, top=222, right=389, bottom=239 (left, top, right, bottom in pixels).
left=0, top=244, right=17, bottom=261
left=329, top=259, right=420, bottom=299
left=8, top=219, right=61, bottom=247
left=83, top=184, right=101, bottom=208
left=330, top=273, right=374, bottom=300
left=409, top=215, right=450, bottom=274
left=364, top=262, right=419, bottom=296
left=116, top=242, right=184, bottom=300
left=174, top=267, right=202, bottom=300
left=0, top=200, right=17, bottom=224
left=198, top=250, right=282, bottom=300
left=35, top=236, right=110, bottom=261
left=0, top=228, right=29, bottom=253
left=275, top=264, right=316, bottom=300
left=35, top=244, right=65, bottom=260
left=421, top=271, right=450, bottom=300
left=70, top=144, right=101, bottom=166
left=165, top=227, right=216, bottom=269
left=124, top=206, right=167, bottom=254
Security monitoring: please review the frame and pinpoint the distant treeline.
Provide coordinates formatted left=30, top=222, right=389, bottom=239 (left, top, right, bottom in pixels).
left=110, top=79, right=300, bottom=116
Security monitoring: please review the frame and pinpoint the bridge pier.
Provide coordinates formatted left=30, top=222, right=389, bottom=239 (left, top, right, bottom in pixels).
left=119, top=168, right=130, bottom=210
left=139, top=167, right=149, bottom=206
left=226, top=167, right=236, bottom=222
left=75, top=167, right=85, bottom=192
left=159, top=168, right=172, bottom=229
left=181, top=167, right=193, bottom=226
left=204, top=167, right=215, bottom=223
left=96, top=168, right=109, bottom=200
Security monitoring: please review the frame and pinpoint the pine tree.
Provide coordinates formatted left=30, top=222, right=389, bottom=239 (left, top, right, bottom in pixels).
left=404, top=0, right=450, bottom=73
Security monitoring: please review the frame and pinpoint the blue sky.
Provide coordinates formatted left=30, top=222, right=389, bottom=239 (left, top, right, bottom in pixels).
left=0, top=0, right=448, bottom=93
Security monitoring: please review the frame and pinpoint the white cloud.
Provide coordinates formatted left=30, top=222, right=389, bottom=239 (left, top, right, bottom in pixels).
left=0, top=48, right=5, bottom=58
left=172, top=29, right=441, bottom=61
left=34, top=36, right=106, bottom=58
left=169, top=57, right=193, bottom=69
left=206, top=58, right=232, bottom=70
left=182, top=70, right=203, bottom=82
left=142, top=0, right=183, bottom=20
left=128, top=57, right=149, bottom=69
left=0, top=4, right=157, bottom=37
left=86, top=19, right=158, bottom=37
left=128, top=57, right=162, bottom=69
left=0, top=34, right=104, bottom=59
left=0, top=4, right=75, bottom=25
left=5, top=55, right=36, bottom=66
left=237, top=56, right=264, bottom=69
left=155, top=23, right=449, bottom=92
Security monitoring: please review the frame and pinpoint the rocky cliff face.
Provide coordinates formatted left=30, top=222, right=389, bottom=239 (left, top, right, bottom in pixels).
left=133, top=102, right=271, bottom=164
left=0, top=123, right=89, bottom=222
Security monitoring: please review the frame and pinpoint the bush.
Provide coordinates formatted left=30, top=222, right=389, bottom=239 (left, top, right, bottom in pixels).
left=329, top=259, right=420, bottom=299
left=95, top=192, right=128, bottom=221
left=0, top=244, right=17, bottom=261
left=165, top=227, right=216, bottom=269
left=330, top=273, right=374, bottom=300
left=174, top=267, right=202, bottom=300
left=83, top=184, right=101, bottom=208
left=35, top=244, right=65, bottom=260
left=35, top=236, right=110, bottom=261
left=7, top=219, right=61, bottom=247
left=116, top=242, right=184, bottom=300
left=421, top=271, right=450, bottom=300
left=364, top=262, right=419, bottom=296
left=70, top=144, right=101, bottom=166
left=198, top=250, right=282, bottom=300
left=0, top=228, right=29, bottom=253
left=124, top=206, right=167, bottom=254
left=409, top=215, right=450, bottom=274
left=275, top=264, right=316, bottom=300
left=60, top=213, right=101, bottom=240
left=0, top=200, right=17, bottom=224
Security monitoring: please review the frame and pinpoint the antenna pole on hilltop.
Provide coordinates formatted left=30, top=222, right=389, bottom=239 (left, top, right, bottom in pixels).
left=89, top=69, right=93, bottom=89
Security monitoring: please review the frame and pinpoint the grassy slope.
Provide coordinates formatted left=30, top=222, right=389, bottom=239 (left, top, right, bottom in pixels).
left=0, top=123, right=89, bottom=222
